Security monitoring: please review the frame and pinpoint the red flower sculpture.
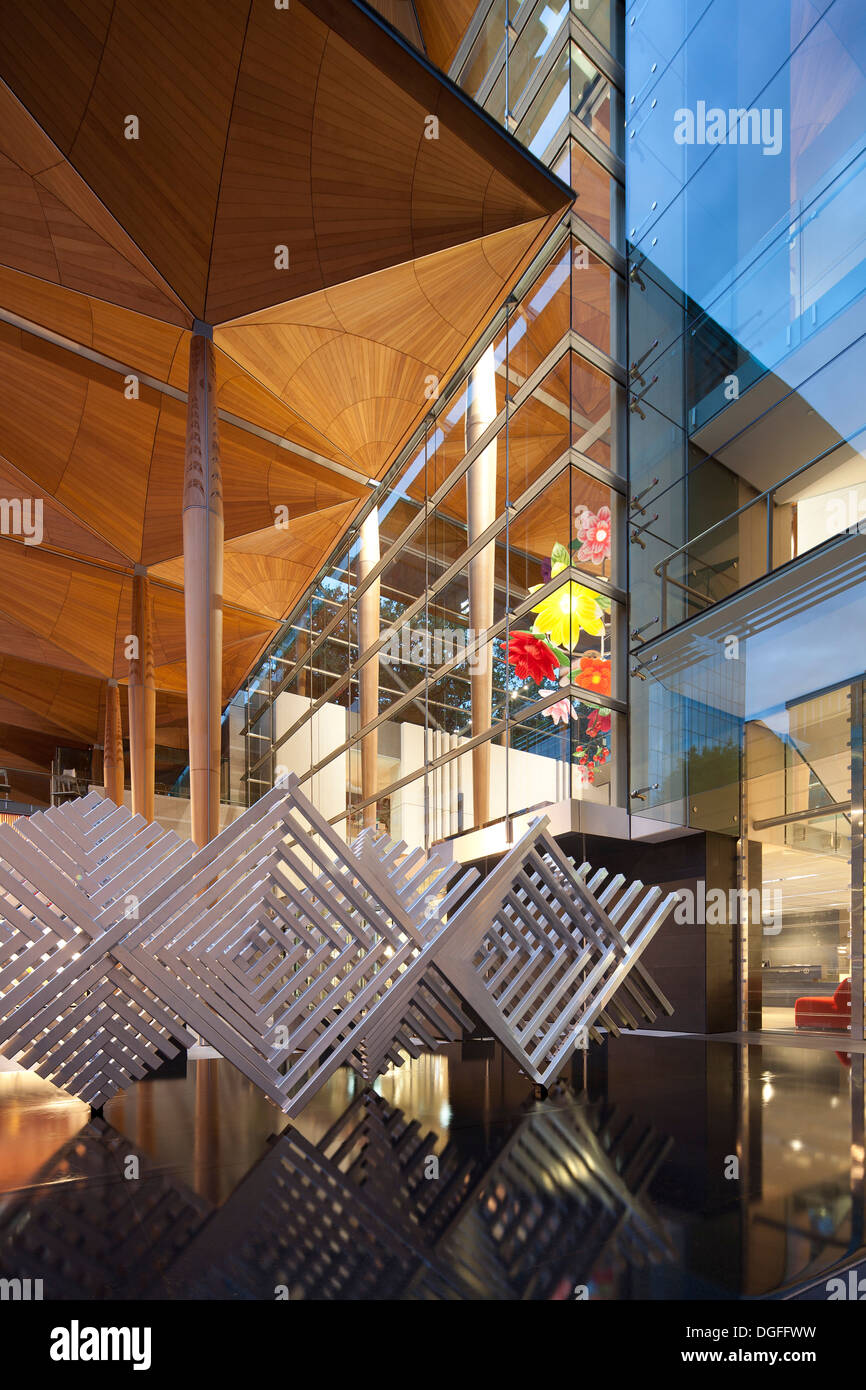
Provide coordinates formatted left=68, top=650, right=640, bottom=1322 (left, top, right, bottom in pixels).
left=502, top=631, right=558, bottom=684
left=575, top=654, right=611, bottom=696
left=586, top=708, right=611, bottom=738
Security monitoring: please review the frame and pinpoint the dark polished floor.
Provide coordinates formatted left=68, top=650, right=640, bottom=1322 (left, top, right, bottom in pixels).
left=0, top=1034, right=863, bottom=1300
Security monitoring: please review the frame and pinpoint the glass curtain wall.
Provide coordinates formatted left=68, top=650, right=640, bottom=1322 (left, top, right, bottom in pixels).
left=626, top=0, right=866, bottom=645
left=624, top=0, right=866, bottom=1037
left=238, top=0, right=627, bottom=849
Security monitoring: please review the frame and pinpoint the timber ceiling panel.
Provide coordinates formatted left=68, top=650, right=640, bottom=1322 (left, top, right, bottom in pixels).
left=151, top=499, right=362, bottom=621
left=0, top=0, right=570, bottom=762
left=0, top=660, right=192, bottom=752
left=0, top=659, right=104, bottom=743
left=0, top=80, right=191, bottom=325
left=216, top=221, right=549, bottom=475
left=0, top=334, right=368, bottom=568
left=0, top=542, right=277, bottom=701
left=0, top=725, right=65, bottom=773
left=0, top=0, right=567, bottom=321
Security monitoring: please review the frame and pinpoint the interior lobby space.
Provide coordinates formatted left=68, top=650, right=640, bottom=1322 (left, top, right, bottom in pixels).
left=745, top=684, right=856, bottom=1036
left=1, top=1035, right=863, bottom=1301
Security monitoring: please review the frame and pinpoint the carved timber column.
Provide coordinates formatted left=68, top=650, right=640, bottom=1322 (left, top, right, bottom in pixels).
left=358, top=509, right=381, bottom=829
left=465, top=345, right=497, bottom=827
left=183, top=329, right=224, bottom=846
left=103, top=679, right=124, bottom=806
left=128, top=568, right=155, bottom=823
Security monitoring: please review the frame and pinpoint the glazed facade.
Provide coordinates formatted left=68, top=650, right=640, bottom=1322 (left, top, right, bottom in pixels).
left=240, top=0, right=628, bottom=851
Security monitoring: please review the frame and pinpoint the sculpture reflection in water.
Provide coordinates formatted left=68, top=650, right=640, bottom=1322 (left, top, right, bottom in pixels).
left=0, top=1086, right=674, bottom=1301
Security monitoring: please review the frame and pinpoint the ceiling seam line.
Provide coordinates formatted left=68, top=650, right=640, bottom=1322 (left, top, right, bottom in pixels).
left=203, top=0, right=255, bottom=318
left=8, top=78, right=198, bottom=322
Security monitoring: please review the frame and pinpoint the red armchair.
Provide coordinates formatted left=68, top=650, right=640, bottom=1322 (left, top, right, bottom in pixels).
left=795, top=976, right=851, bottom=1031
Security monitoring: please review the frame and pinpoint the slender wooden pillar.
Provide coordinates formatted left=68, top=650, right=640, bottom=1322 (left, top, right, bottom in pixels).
left=183, top=329, right=223, bottom=847
left=465, top=345, right=498, bottom=827
left=358, top=509, right=381, bottom=828
left=103, top=679, right=124, bottom=806
left=128, top=568, right=155, bottom=823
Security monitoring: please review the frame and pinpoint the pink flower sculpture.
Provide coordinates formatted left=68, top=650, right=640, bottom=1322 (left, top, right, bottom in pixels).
left=543, top=698, right=574, bottom=727
left=575, top=505, right=612, bottom=565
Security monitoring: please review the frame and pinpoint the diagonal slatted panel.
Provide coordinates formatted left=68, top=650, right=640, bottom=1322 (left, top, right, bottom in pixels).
left=113, top=776, right=478, bottom=1115
left=348, top=829, right=477, bottom=1080
left=436, top=818, right=678, bottom=1088
left=0, top=793, right=196, bottom=1108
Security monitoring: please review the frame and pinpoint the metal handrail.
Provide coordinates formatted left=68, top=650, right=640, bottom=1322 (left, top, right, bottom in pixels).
left=655, top=429, right=866, bottom=629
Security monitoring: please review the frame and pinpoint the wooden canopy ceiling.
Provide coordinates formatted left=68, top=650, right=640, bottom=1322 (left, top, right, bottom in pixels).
left=0, top=0, right=570, bottom=790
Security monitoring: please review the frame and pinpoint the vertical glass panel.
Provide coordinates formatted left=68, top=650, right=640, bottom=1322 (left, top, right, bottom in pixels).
left=570, top=350, right=622, bottom=469
left=514, top=45, right=570, bottom=157
left=572, top=238, right=626, bottom=358
left=572, top=0, right=620, bottom=58
left=425, top=634, right=508, bottom=835
left=460, top=0, right=507, bottom=100
left=494, top=237, right=571, bottom=382
left=309, top=562, right=349, bottom=641
left=304, top=653, right=350, bottom=834
left=507, top=709, right=573, bottom=814
left=427, top=379, right=478, bottom=497
left=506, top=697, right=618, bottom=817
left=377, top=536, right=428, bottom=632
left=570, top=40, right=622, bottom=155
left=508, top=463, right=616, bottom=599
left=745, top=684, right=853, bottom=1036
left=506, top=589, right=618, bottom=714
left=430, top=351, right=576, bottom=538
left=370, top=561, right=429, bottom=844
left=553, top=137, right=622, bottom=244
left=487, top=0, right=570, bottom=121
left=271, top=673, right=311, bottom=796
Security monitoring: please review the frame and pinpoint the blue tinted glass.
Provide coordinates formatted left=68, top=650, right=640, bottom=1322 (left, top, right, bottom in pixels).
left=626, top=0, right=855, bottom=290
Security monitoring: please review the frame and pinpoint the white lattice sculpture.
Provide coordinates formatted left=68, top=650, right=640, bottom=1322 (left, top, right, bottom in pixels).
left=434, top=818, right=678, bottom=1089
left=348, top=828, right=477, bottom=1080
left=0, top=795, right=197, bottom=1108
left=118, top=779, right=479, bottom=1115
left=0, top=784, right=677, bottom=1115
left=0, top=779, right=481, bottom=1115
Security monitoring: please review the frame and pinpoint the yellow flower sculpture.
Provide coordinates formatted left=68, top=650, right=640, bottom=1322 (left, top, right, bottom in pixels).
left=532, top=581, right=604, bottom=649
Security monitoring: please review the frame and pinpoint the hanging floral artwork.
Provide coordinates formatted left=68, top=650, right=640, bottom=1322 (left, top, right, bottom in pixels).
left=543, top=698, right=575, bottom=726
left=502, top=631, right=559, bottom=684
left=574, top=653, right=611, bottom=697
left=501, top=534, right=613, bottom=783
left=531, top=581, right=604, bottom=648
left=586, top=708, right=612, bottom=739
left=573, top=504, right=612, bottom=566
